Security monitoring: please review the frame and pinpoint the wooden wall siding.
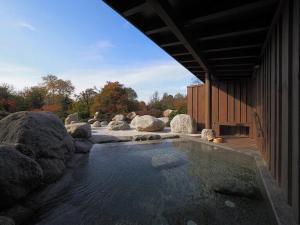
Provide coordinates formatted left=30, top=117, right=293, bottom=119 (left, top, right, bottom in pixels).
left=211, top=79, right=253, bottom=137
left=187, top=85, right=205, bottom=130
left=253, top=0, right=299, bottom=221
left=187, top=80, right=253, bottom=137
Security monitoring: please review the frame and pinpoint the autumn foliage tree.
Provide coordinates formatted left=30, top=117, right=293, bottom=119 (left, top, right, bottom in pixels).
left=147, top=91, right=187, bottom=113
left=91, top=81, right=139, bottom=120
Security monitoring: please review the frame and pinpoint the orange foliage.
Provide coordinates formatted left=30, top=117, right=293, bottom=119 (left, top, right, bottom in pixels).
left=40, top=104, right=60, bottom=113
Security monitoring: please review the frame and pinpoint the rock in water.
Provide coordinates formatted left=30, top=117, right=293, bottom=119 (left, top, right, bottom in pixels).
left=107, top=121, right=130, bottom=130
left=170, top=114, right=196, bottom=134
left=201, top=129, right=215, bottom=141
left=112, top=114, right=125, bottom=121
left=74, top=139, right=93, bottom=153
left=64, top=112, right=79, bottom=125
left=135, top=115, right=165, bottom=132
left=0, top=145, right=43, bottom=209
left=0, top=111, right=74, bottom=183
left=65, top=122, right=92, bottom=138
left=187, top=220, right=198, bottom=225
left=132, top=134, right=161, bottom=141
left=225, top=200, right=236, bottom=208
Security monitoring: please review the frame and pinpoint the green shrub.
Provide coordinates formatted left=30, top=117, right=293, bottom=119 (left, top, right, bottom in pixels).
left=168, top=106, right=187, bottom=122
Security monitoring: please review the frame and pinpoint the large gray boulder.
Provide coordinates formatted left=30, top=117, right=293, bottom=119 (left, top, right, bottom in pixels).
left=108, top=121, right=130, bottom=130
left=0, top=217, right=15, bottom=225
left=0, top=145, right=43, bottom=210
left=0, top=112, right=74, bottom=183
left=170, top=114, right=196, bottom=134
left=64, top=112, right=79, bottom=125
left=112, top=114, right=125, bottom=121
left=74, top=139, right=93, bottom=154
left=0, top=111, right=10, bottom=120
left=65, top=122, right=91, bottom=139
left=135, top=115, right=165, bottom=132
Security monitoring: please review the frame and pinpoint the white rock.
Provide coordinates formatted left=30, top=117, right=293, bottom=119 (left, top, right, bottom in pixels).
left=127, top=111, right=137, bottom=120
left=65, top=112, right=79, bottom=125
left=130, top=115, right=140, bottom=128
left=100, top=121, right=108, bottom=126
left=108, top=120, right=130, bottom=130
left=158, top=117, right=170, bottom=127
left=93, top=112, right=100, bottom=120
left=92, top=121, right=101, bottom=127
left=170, top=114, right=196, bottom=134
left=163, top=109, right=173, bottom=117
left=112, top=114, right=125, bottom=121
left=88, top=118, right=97, bottom=124
left=135, top=115, right=165, bottom=132
left=201, top=129, right=215, bottom=141
left=65, top=122, right=92, bottom=138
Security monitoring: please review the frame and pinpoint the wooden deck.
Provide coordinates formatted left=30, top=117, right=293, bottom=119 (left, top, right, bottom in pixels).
left=220, top=137, right=258, bottom=152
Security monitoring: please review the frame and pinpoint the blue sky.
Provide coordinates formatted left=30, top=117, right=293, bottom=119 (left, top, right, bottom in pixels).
left=0, top=0, right=198, bottom=101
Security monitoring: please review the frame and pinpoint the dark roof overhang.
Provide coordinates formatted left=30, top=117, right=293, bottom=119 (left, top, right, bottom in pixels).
left=103, top=0, right=279, bottom=81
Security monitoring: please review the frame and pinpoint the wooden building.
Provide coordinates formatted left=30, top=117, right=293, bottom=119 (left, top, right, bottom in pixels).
left=103, top=0, right=299, bottom=223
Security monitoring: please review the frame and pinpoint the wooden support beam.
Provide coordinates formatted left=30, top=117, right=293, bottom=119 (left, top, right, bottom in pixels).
left=123, top=2, right=148, bottom=17
left=160, top=41, right=181, bottom=47
left=180, top=59, right=197, bottom=63
left=203, top=44, right=262, bottom=53
left=208, top=56, right=258, bottom=61
left=186, top=66, right=202, bottom=69
left=213, top=63, right=255, bottom=67
left=196, top=27, right=269, bottom=42
left=190, top=70, right=205, bottom=73
left=147, top=0, right=209, bottom=72
left=205, top=72, right=212, bottom=129
left=145, top=26, right=169, bottom=35
left=171, top=52, right=190, bottom=56
left=214, top=70, right=253, bottom=73
left=185, top=0, right=277, bottom=26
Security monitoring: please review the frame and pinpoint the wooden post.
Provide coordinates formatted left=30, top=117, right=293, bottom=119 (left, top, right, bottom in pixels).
left=205, top=72, right=212, bottom=129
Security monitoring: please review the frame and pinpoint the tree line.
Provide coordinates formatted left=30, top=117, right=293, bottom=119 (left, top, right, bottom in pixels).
left=0, top=74, right=187, bottom=120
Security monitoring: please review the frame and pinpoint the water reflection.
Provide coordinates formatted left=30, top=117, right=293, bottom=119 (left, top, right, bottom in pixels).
left=30, top=141, right=275, bottom=225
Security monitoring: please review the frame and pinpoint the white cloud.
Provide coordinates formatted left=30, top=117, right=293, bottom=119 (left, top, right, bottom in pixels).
left=60, top=61, right=194, bottom=101
left=0, top=61, right=197, bottom=102
left=95, top=40, right=115, bottom=49
left=16, top=22, right=36, bottom=31
left=0, top=63, right=41, bottom=90
left=81, top=39, right=115, bottom=62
